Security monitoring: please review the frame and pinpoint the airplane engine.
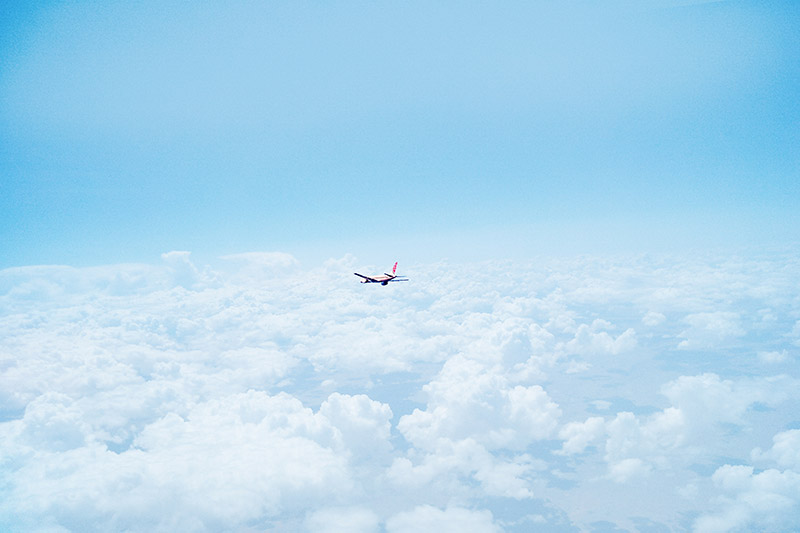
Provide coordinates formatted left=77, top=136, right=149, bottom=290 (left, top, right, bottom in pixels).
left=381, top=281, right=388, bottom=286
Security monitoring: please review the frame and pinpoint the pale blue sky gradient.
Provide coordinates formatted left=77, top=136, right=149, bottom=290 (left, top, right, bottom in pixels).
left=2, top=0, right=798, bottom=266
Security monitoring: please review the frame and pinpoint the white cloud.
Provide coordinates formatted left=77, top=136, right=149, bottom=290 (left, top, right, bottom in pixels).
left=694, top=465, right=800, bottom=533
left=608, top=457, right=651, bottom=483
left=16, top=392, right=90, bottom=452
left=319, top=393, right=393, bottom=460
left=397, top=356, right=560, bottom=451
left=642, top=311, right=666, bottom=326
left=751, top=429, right=800, bottom=469
left=2, top=391, right=365, bottom=530
left=661, top=373, right=793, bottom=427
left=386, top=438, right=542, bottom=500
left=758, top=349, right=790, bottom=364
left=2, top=249, right=800, bottom=531
left=557, top=416, right=605, bottom=455
left=562, top=320, right=637, bottom=357
left=602, top=408, right=684, bottom=482
left=556, top=371, right=800, bottom=486
left=385, top=505, right=501, bottom=533
left=160, top=250, right=218, bottom=290
left=304, top=506, right=380, bottom=533
left=678, top=312, right=745, bottom=350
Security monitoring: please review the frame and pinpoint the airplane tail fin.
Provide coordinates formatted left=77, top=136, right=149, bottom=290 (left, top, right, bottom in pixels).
left=392, top=262, right=398, bottom=276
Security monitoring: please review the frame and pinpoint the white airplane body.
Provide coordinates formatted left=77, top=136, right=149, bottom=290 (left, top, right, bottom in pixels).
left=354, top=262, right=408, bottom=285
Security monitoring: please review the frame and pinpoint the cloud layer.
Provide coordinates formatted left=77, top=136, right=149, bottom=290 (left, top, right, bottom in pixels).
left=1, top=250, right=799, bottom=531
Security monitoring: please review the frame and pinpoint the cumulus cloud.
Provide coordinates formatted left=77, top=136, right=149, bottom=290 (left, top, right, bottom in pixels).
left=397, top=355, right=560, bottom=451
left=751, top=429, right=800, bottom=469
left=319, top=392, right=394, bottom=460
left=603, top=408, right=684, bottom=482
left=661, top=373, right=794, bottom=427
left=385, top=505, right=501, bottom=533
left=556, top=371, right=800, bottom=488
left=677, top=312, right=745, bottom=350
left=2, top=391, right=388, bottom=530
left=562, top=320, right=637, bottom=357
left=642, top=311, right=666, bottom=327
left=304, top=506, right=380, bottom=533
left=557, top=416, right=605, bottom=455
left=694, top=465, right=800, bottom=533
left=387, top=437, right=544, bottom=500
left=758, top=349, right=790, bottom=364
left=1, top=249, right=799, bottom=531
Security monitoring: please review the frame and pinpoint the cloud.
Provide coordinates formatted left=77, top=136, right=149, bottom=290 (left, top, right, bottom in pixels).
left=160, top=251, right=204, bottom=289
left=557, top=416, right=606, bottom=455
left=758, top=349, right=790, bottom=364
left=562, top=320, right=637, bottom=357
left=385, top=505, right=501, bottom=533
left=642, top=311, right=666, bottom=327
left=386, top=437, right=543, bottom=500
left=694, top=465, right=800, bottom=533
left=304, top=507, right=380, bottom=533
left=556, top=405, right=686, bottom=483
left=677, top=312, right=745, bottom=350
left=751, top=429, right=800, bottom=469
left=2, top=249, right=800, bottom=531
left=661, top=373, right=793, bottom=427
left=603, top=408, right=684, bottom=482
left=2, top=391, right=363, bottom=530
left=556, top=372, right=800, bottom=487
left=1, top=389, right=398, bottom=531
left=318, top=392, right=394, bottom=460
left=397, top=355, right=560, bottom=451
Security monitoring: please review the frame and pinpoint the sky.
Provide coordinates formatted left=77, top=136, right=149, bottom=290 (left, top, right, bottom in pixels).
left=2, top=1, right=800, bottom=532
left=1, top=0, right=798, bottom=266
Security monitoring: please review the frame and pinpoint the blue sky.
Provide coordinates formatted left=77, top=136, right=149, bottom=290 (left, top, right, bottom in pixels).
left=2, top=0, right=798, bottom=267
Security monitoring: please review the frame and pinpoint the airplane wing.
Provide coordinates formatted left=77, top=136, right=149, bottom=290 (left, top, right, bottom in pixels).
left=354, top=273, right=379, bottom=282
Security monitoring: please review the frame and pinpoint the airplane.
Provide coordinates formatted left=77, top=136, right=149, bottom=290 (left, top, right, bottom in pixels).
left=354, top=262, right=408, bottom=285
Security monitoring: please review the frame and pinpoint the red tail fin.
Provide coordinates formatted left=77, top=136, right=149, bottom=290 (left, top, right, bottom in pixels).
left=392, top=262, right=397, bottom=275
